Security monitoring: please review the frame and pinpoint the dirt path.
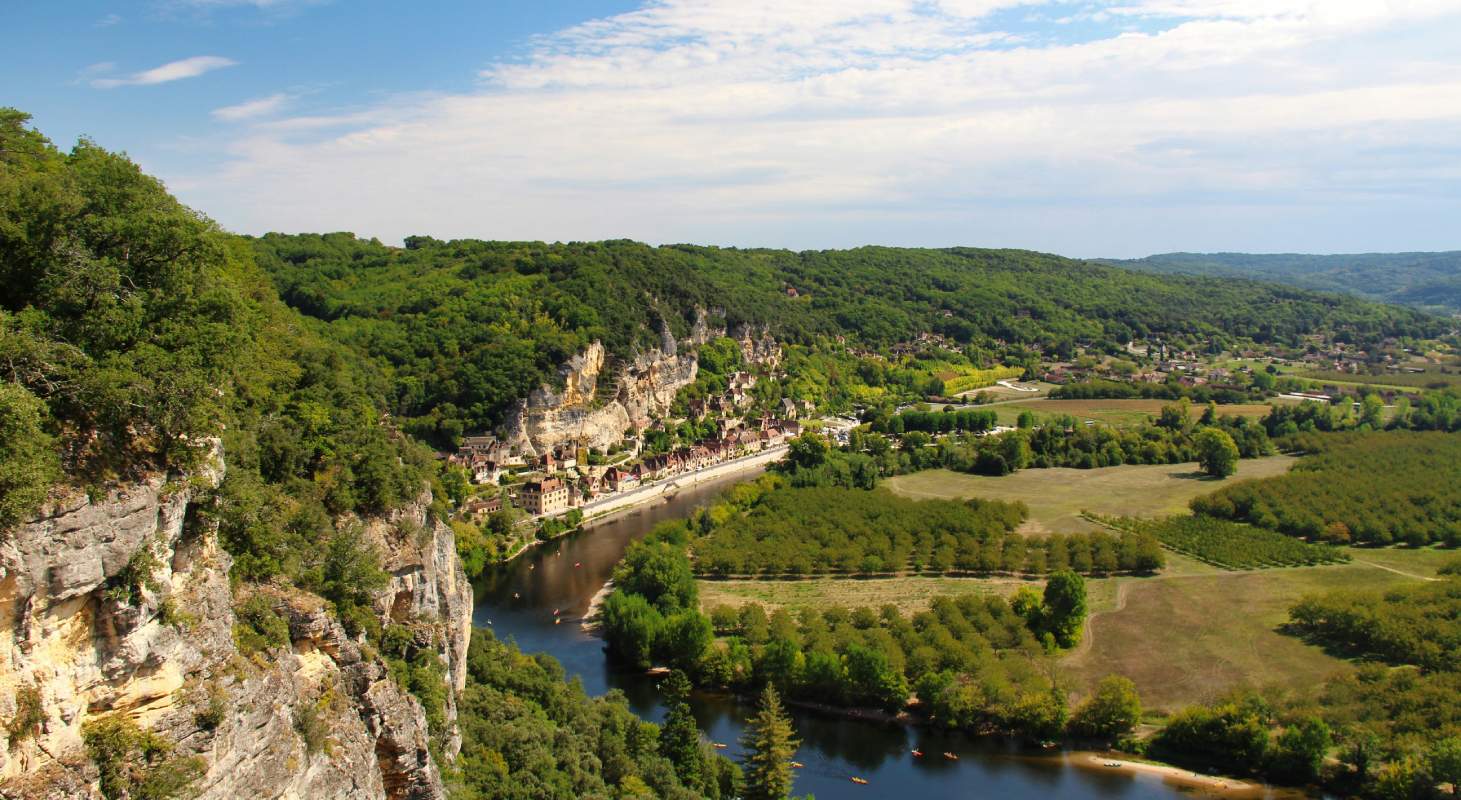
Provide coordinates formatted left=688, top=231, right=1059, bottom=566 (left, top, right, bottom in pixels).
left=1354, top=560, right=1440, bottom=582
left=1070, top=579, right=1133, bottom=660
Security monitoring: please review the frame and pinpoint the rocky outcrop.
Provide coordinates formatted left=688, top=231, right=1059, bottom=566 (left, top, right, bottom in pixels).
left=0, top=445, right=229, bottom=786
left=0, top=445, right=469, bottom=800
left=363, top=495, right=472, bottom=760
left=503, top=327, right=706, bottom=453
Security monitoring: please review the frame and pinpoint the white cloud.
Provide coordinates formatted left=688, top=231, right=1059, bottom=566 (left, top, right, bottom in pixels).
left=92, top=55, right=237, bottom=88
left=176, top=0, right=1461, bottom=255
left=212, top=93, right=290, bottom=121
left=96, top=13, right=122, bottom=27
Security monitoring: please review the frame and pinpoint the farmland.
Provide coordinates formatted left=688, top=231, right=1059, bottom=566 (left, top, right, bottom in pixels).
left=1093, top=514, right=1350, bottom=570
left=1298, top=367, right=1461, bottom=390
left=1062, top=547, right=1449, bottom=711
left=884, top=456, right=1297, bottom=534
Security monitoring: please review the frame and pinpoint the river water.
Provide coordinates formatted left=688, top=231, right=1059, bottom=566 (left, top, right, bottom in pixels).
left=472, top=472, right=1243, bottom=799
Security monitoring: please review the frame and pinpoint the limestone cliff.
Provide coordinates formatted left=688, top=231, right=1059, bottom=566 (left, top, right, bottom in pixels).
left=503, top=331, right=703, bottom=454
left=0, top=446, right=470, bottom=800
left=501, top=312, right=785, bottom=455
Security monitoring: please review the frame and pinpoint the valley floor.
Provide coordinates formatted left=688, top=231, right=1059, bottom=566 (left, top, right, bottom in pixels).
left=883, top=457, right=1297, bottom=534
left=700, top=546, right=1451, bottom=712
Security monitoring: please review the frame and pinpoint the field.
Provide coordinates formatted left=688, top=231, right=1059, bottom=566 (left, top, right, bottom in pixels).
left=884, top=456, right=1298, bottom=534
left=989, top=398, right=1276, bottom=428
left=698, top=574, right=1030, bottom=615
left=1061, top=548, right=1449, bottom=712
left=1298, top=368, right=1461, bottom=390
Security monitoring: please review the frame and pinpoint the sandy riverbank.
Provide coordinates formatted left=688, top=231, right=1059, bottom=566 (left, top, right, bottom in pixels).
left=1071, top=754, right=1269, bottom=797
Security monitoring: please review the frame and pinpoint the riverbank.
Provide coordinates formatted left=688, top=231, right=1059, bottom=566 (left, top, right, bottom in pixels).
left=1071, top=754, right=1265, bottom=797
left=500, top=445, right=787, bottom=565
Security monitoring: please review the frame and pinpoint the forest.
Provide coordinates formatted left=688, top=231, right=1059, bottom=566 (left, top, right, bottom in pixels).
left=1109, top=250, right=1461, bottom=315
left=451, top=628, right=739, bottom=800
left=689, top=483, right=1163, bottom=577
left=1191, top=431, right=1461, bottom=546
left=249, top=232, right=1443, bottom=445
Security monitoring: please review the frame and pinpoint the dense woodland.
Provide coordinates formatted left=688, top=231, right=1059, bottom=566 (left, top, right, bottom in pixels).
left=1192, top=431, right=1461, bottom=546
left=251, top=232, right=1443, bottom=444
left=1111, top=251, right=1461, bottom=315
left=452, top=629, right=739, bottom=800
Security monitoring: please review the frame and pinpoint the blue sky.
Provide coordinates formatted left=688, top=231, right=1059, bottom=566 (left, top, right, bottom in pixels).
left=6, top=0, right=1461, bottom=257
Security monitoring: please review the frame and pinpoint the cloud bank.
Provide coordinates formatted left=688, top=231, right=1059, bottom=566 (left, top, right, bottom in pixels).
left=179, top=0, right=1461, bottom=255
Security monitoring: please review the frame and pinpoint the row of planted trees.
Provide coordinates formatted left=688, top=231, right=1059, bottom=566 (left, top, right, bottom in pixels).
left=598, top=528, right=1145, bottom=749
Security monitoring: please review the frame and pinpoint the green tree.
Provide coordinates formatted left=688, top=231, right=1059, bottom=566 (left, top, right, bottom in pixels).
left=1042, top=570, right=1087, bottom=648
left=1194, top=427, right=1240, bottom=478
left=787, top=433, right=828, bottom=470
left=740, top=685, right=799, bottom=800
left=659, top=670, right=705, bottom=791
left=658, top=610, right=713, bottom=671
left=613, top=541, right=698, bottom=612
left=1068, top=675, right=1142, bottom=741
left=1427, top=736, right=1461, bottom=788
left=0, top=382, right=57, bottom=529
left=600, top=591, right=665, bottom=669
left=1268, top=716, right=1331, bottom=784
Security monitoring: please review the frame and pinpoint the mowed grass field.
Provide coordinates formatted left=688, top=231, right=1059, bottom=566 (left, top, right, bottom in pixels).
left=699, top=575, right=1032, bottom=615
left=884, top=456, right=1298, bottom=534
left=1062, top=548, right=1451, bottom=712
left=990, top=398, right=1276, bottom=428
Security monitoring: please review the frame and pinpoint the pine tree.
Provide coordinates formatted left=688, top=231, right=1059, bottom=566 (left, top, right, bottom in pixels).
left=740, top=684, right=799, bottom=800
left=659, top=670, right=704, bottom=791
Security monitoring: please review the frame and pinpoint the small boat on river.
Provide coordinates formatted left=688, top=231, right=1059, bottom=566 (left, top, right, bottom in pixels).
left=850, top=777, right=869, bottom=785
left=943, top=752, right=959, bottom=761
left=911, top=749, right=923, bottom=758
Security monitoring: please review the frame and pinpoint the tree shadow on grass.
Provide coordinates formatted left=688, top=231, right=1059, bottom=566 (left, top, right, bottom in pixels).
left=1167, top=470, right=1220, bottom=481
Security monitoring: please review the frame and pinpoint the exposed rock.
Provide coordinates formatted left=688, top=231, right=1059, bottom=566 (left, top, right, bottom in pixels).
left=503, top=327, right=704, bottom=453
left=0, top=443, right=467, bottom=800
left=0, top=443, right=227, bottom=786
left=363, top=495, right=472, bottom=759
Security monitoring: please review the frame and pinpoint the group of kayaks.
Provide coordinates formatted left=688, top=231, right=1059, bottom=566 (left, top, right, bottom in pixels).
left=839, top=749, right=959, bottom=785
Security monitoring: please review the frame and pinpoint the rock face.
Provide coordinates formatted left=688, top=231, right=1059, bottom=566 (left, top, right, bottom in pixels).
left=0, top=445, right=469, bottom=800
left=503, top=330, right=704, bottom=453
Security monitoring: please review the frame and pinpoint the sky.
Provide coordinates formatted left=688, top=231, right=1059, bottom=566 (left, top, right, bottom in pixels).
left=5, top=0, right=1461, bottom=258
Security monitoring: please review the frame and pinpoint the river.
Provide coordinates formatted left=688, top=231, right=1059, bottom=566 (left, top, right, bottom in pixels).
left=472, top=472, right=1258, bottom=799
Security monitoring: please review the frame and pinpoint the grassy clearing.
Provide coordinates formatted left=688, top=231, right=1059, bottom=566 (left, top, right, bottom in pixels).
left=1061, top=551, right=1448, bottom=712
left=1343, top=545, right=1458, bottom=579
left=884, top=456, right=1298, bottom=535
left=697, top=575, right=1032, bottom=615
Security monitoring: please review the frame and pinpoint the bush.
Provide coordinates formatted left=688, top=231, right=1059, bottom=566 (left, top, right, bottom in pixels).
left=7, top=684, right=44, bottom=746
left=233, top=594, right=290, bottom=655
left=83, top=716, right=205, bottom=800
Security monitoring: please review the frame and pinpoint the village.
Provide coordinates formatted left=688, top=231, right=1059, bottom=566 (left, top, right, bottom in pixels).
left=446, top=369, right=813, bottom=523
